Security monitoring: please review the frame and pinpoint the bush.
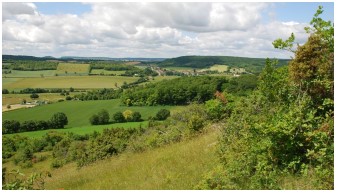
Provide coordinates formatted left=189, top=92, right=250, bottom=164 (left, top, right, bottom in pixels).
left=90, top=114, right=100, bottom=125
left=123, top=110, right=134, bottom=122
left=2, top=120, right=20, bottom=134
left=49, top=112, right=68, bottom=129
left=30, top=93, right=39, bottom=99
left=65, top=96, right=72, bottom=100
left=155, top=109, right=170, bottom=120
left=131, top=111, right=142, bottom=122
left=2, top=89, right=9, bottom=94
left=97, top=109, right=110, bottom=124
left=112, top=111, right=125, bottom=123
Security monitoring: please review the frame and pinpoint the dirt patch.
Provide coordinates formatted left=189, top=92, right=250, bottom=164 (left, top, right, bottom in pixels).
left=2, top=104, right=36, bottom=112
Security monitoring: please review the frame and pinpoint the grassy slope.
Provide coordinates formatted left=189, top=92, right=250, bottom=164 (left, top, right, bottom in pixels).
left=5, top=121, right=149, bottom=139
left=2, top=99, right=181, bottom=128
left=44, top=130, right=219, bottom=190
left=2, top=76, right=139, bottom=89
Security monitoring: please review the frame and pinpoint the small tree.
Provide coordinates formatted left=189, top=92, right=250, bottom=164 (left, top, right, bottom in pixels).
left=131, top=111, right=142, bottom=122
left=205, top=99, right=225, bottom=120
left=90, top=114, right=99, bottom=125
left=2, top=89, right=9, bottom=94
left=49, top=112, right=68, bottom=129
left=155, top=109, right=170, bottom=120
left=30, top=93, right=39, bottom=100
left=97, top=109, right=110, bottom=124
left=112, top=112, right=125, bottom=123
left=123, top=110, right=133, bottom=122
left=69, top=87, right=74, bottom=92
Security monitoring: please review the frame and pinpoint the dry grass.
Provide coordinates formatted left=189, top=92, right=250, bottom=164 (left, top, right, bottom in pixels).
left=44, top=130, right=219, bottom=190
left=2, top=76, right=139, bottom=89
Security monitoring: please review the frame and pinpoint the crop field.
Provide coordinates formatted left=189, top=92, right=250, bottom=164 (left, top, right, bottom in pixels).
left=2, top=70, right=56, bottom=78
left=163, top=66, right=195, bottom=71
left=2, top=76, right=139, bottom=89
left=2, top=93, right=76, bottom=105
left=207, top=64, right=229, bottom=72
left=2, top=99, right=181, bottom=128
left=56, top=63, right=90, bottom=75
left=90, top=69, right=126, bottom=75
left=4, top=121, right=149, bottom=139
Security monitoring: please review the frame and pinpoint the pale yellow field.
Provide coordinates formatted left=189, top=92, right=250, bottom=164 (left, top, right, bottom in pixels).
left=2, top=93, right=68, bottom=105
left=2, top=76, right=139, bottom=89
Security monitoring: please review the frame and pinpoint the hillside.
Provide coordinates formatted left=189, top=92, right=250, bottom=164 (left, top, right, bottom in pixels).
left=157, top=56, right=290, bottom=73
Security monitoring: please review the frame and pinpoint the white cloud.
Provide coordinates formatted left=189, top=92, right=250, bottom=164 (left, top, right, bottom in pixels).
left=2, top=2, right=311, bottom=58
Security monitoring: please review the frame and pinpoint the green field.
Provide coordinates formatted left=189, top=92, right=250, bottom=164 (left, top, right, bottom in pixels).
left=2, top=76, right=139, bottom=89
left=90, top=69, right=126, bottom=75
left=2, top=99, right=181, bottom=128
left=163, top=66, right=195, bottom=71
left=56, top=63, right=90, bottom=75
left=2, top=70, right=56, bottom=78
left=5, top=121, right=149, bottom=139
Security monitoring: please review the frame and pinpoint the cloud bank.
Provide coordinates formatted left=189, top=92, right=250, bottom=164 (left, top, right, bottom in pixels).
left=2, top=2, right=309, bottom=58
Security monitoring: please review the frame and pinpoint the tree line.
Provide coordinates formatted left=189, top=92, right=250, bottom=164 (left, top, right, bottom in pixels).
left=121, top=76, right=228, bottom=106
left=2, top=112, right=68, bottom=134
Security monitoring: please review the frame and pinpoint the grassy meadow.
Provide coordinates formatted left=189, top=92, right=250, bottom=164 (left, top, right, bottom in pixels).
left=2, top=99, right=181, bottom=128
left=5, top=121, right=149, bottom=139
left=89, top=69, right=126, bottom=75
left=2, top=70, right=56, bottom=78
left=42, top=130, right=219, bottom=189
left=56, top=63, right=90, bottom=75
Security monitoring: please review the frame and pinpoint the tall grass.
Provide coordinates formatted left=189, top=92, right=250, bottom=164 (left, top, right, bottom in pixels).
left=45, top=130, right=219, bottom=190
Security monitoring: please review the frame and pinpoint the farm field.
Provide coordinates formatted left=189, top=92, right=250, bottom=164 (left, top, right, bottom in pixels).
left=2, top=99, right=181, bottom=128
left=163, top=66, right=195, bottom=71
left=2, top=76, right=139, bottom=89
left=90, top=69, right=126, bottom=75
left=2, top=93, right=75, bottom=105
left=4, top=121, right=149, bottom=139
left=2, top=70, right=56, bottom=78
left=206, top=64, right=229, bottom=72
left=56, top=63, right=90, bottom=75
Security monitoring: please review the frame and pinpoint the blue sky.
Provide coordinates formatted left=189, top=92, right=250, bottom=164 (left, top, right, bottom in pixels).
left=272, top=2, right=334, bottom=23
left=2, top=2, right=335, bottom=58
left=34, top=2, right=334, bottom=23
left=34, top=2, right=92, bottom=16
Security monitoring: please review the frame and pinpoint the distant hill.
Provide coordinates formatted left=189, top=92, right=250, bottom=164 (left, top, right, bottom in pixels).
left=2, top=55, right=166, bottom=62
left=157, top=56, right=290, bottom=73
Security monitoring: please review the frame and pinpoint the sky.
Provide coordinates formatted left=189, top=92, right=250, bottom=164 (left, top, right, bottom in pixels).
left=2, top=2, right=334, bottom=59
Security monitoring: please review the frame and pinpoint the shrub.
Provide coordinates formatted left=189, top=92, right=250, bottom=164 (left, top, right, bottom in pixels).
left=123, top=110, right=134, bottom=122
left=155, top=109, right=170, bottom=120
left=49, top=112, right=68, bottom=129
left=30, top=93, right=39, bottom=99
left=97, top=109, right=110, bottom=124
left=2, top=120, right=20, bottom=134
left=90, top=114, right=99, bottom=125
left=112, top=111, right=125, bottom=123
left=131, top=111, right=142, bottom=122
